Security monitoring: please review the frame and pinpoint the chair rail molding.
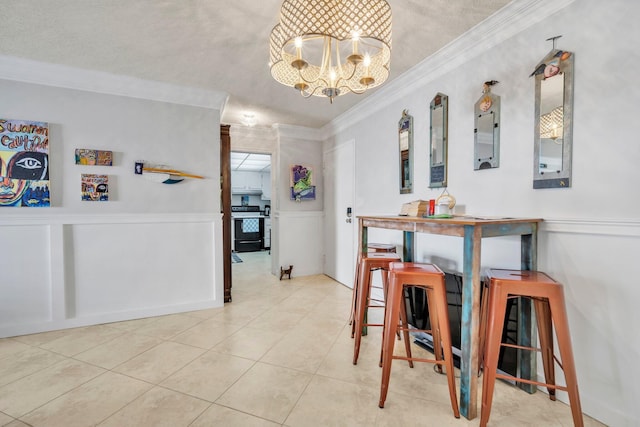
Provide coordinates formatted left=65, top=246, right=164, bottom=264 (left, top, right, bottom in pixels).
left=0, top=212, right=220, bottom=227
left=540, top=217, right=640, bottom=237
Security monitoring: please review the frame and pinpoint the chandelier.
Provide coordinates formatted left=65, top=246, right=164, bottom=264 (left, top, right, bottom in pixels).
left=269, top=0, right=392, bottom=103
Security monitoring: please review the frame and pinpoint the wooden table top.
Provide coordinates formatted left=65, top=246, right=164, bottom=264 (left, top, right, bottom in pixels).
left=358, top=214, right=543, bottom=226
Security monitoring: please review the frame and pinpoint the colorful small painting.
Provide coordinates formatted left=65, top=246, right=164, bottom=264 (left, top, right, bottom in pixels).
left=0, top=118, right=50, bottom=207
left=81, top=174, right=109, bottom=201
left=75, top=149, right=113, bottom=166
left=290, top=164, right=315, bottom=201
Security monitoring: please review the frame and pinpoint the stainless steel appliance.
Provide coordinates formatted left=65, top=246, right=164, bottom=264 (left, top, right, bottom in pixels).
left=231, top=205, right=265, bottom=252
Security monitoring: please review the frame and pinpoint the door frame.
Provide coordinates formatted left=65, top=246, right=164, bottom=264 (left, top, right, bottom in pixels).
left=220, top=125, right=232, bottom=302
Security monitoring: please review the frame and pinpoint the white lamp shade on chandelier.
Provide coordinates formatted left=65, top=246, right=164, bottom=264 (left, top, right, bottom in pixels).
left=269, top=0, right=392, bottom=102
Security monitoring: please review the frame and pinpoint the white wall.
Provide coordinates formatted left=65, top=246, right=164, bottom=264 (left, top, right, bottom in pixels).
left=274, top=126, right=325, bottom=277
left=322, top=0, right=639, bottom=425
left=0, top=73, right=225, bottom=337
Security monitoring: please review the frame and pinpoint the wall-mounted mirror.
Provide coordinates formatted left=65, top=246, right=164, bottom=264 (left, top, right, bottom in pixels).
left=399, top=110, right=413, bottom=194
left=474, top=81, right=500, bottom=170
left=429, top=93, right=448, bottom=188
left=532, top=44, right=574, bottom=188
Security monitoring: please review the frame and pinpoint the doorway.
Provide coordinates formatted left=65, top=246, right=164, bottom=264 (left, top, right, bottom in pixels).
left=229, top=151, right=272, bottom=273
left=222, top=125, right=280, bottom=294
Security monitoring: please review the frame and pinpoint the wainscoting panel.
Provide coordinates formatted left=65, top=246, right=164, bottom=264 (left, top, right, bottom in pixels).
left=0, top=213, right=222, bottom=338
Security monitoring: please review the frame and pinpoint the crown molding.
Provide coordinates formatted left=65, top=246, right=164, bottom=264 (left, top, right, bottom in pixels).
left=321, top=0, right=577, bottom=138
left=273, top=123, right=324, bottom=141
left=0, top=55, right=228, bottom=111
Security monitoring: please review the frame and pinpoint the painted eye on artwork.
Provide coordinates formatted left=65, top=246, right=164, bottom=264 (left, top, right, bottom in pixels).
left=15, top=157, right=42, bottom=170
left=7, top=152, right=49, bottom=180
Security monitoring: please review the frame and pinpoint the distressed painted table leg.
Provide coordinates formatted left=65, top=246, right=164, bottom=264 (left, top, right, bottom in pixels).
left=518, top=230, right=538, bottom=393
left=403, top=230, right=414, bottom=262
left=359, top=218, right=368, bottom=257
left=359, top=219, right=369, bottom=335
left=459, top=225, right=482, bottom=419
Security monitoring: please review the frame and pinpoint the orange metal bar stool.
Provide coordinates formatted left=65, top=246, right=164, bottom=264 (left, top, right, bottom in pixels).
left=480, top=269, right=583, bottom=427
left=349, top=244, right=397, bottom=336
left=352, top=252, right=405, bottom=365
left=378, top=262, right=460, bottom=419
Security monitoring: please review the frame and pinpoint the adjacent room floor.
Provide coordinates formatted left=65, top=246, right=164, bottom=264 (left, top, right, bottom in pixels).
left=0, top=251, right=603, bottom=426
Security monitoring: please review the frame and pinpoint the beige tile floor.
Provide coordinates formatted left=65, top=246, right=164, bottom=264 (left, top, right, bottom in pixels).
left=0, top=251, right=604, bottom=427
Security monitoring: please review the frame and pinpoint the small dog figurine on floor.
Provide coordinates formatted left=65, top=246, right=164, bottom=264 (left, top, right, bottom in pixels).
left=280, top=265, right=293, bottom=280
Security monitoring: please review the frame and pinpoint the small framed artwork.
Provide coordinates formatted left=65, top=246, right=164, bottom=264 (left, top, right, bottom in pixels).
left=75, top=149, right=113, bottom=166
left=81, top=174, right=109, bottom=201
left=290, top=164, right=315, bottom=201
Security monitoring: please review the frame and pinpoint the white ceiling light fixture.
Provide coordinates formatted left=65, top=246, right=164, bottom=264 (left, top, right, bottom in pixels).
left=269, top=0, right=392, bottom=103
left=242, top=113, right=257, bottom=127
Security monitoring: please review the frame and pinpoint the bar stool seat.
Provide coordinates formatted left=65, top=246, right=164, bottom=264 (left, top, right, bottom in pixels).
left=378, top=262, right=460, bottom=418
left=366, top=243, right=397, bottom=253
left=352, top=252, right=406, bottom=366
left=480, top=269, right=583, bottom=427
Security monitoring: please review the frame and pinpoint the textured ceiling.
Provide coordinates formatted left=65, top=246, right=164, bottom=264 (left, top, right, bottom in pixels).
left=0, top=0, right=511, bottom=128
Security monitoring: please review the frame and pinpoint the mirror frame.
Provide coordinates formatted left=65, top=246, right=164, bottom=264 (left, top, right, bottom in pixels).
left=399, top=110, right=413, bottom=194
left=429, top=93, right=448, bottom=188
left=474, top=86, right=500, bottom=170
left=533, top=48, right=574, bottom=188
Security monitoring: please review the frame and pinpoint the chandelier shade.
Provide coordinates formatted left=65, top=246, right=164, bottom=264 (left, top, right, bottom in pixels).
left=269, top=0, right=392, bottom=102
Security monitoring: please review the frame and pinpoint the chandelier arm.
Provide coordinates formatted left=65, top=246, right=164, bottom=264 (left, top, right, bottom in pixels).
left=320, top=36, right=332, bottom=77
left=335, top=63, right=359, bottom=86
left=336, top=79, right=370, bottom=94
left=299, top=90, right=314, bottom=99
left=294, top=41, right=359, bottom=88
left=297, top=73, right=332, bottom=88
left=340, top=85, right=367, bottom=95
left=299, top=85, right=327, bottom=98
left=296, top=69, right=327, bottom=86
left=334, top=39, right=346, bottom=84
